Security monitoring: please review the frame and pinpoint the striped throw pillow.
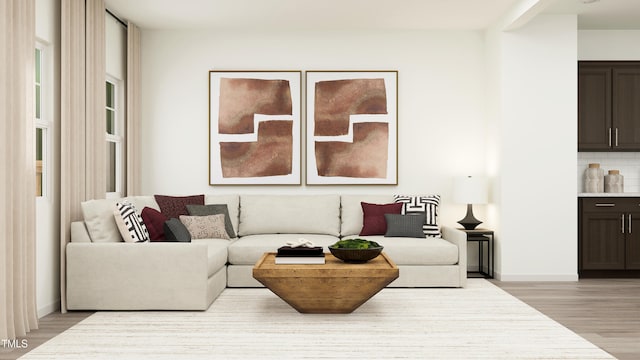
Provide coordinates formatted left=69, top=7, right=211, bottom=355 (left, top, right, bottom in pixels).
left=114, top=201, right=150, bottom=243
left=393, top=195, right=441, bottom=237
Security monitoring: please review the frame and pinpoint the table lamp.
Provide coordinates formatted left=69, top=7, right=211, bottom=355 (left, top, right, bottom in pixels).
left=453, top=176, right=488, bottom=230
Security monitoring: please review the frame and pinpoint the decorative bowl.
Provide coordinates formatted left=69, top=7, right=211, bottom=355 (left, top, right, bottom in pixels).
left=329, top=239, right=383, bottom=263
left=328, top=246, right=383, bottom=263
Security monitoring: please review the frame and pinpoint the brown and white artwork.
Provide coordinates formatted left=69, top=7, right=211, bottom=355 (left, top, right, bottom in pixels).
left=306, top=71, right=398, bottom=185
left=210, top=71, right=301, bottom=185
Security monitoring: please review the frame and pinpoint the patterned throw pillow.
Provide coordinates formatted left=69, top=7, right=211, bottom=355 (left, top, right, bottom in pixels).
left=186, top=204, right=236, bottom=238
left=394, top=195, right=441, bottom=237
left=179, top=214, right=231, bottom=240
left=114, top=201, right=150, bottom=243
left=154, top=194, right=205, bottom=219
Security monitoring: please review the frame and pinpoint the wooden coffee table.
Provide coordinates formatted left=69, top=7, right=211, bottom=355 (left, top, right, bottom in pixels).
left=252, top=252, right=399, bottom=314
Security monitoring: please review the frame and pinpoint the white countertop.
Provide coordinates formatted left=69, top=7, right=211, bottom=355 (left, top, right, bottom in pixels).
left=579, top=193, right=640, bottom=197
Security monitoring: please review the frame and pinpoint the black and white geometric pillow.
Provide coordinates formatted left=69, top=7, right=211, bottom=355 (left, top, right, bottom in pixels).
left=393, top=195, right=441, bottom=237
left=114, top=201, right=150, bottom=243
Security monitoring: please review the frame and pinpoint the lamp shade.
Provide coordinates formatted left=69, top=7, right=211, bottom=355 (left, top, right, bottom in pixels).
left=453, top=176, right=488, bottom=204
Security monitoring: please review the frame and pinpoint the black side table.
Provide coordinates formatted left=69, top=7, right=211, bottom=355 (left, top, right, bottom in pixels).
left=461, top=229, right=494, bottom=279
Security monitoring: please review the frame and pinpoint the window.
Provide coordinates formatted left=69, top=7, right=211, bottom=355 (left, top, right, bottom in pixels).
left=35, top=45, right=49, bottom=197
left=106, top=78, right=124, bottom=197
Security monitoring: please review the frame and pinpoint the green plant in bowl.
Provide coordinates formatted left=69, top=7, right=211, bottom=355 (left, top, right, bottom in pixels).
left=330, top=239, right=381, bottom=249
left=329, top=239, right=383, bottom=263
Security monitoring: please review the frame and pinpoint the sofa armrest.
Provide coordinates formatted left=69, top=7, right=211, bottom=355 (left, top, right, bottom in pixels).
left=441, top=226, right=467, bottom=287
left=71, top=221, right=92, bottom=242
left=66, top=242, right=209, bottom=310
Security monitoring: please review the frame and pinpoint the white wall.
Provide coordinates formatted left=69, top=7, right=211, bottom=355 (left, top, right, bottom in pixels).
left=140, top=29, right=489, bottom=230
left=35, top=0, right=60, bottom=317
left=140, top=20, right=585, bottom=279
left=483, top=18, right=503, bottom=275
left=579, top=30, right=640, bottom=60
left=489, top=14, right=578, bottom=280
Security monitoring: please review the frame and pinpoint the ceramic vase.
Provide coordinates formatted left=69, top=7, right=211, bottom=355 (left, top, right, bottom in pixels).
left=604, top=170, right=624, bottom=193
left=584, top=163, right=604, bottom=193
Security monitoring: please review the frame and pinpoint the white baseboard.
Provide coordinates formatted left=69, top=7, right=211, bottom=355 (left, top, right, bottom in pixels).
left=38, top=300, right=61, bottom=318
left=494, top=271, right=579, bottom=282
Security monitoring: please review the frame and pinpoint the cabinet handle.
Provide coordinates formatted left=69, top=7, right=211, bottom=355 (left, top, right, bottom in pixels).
left=595, top=203, right=615, bottom=207
left=609, top=128, right=612, bottom=147
left=622, top=214, right=625, bottom=234
left=615, top=128, right=619, bottom=147
left=629, top=214, right=632, bottom=234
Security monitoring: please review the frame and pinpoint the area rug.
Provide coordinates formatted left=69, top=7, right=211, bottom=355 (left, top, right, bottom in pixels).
left=21, top=280, right=613, bottom=359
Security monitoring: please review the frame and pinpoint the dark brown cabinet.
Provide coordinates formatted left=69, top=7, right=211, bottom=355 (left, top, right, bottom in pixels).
left=578, top=61, right=640, bottom=151
left=579, top=198, right=640, bottom=277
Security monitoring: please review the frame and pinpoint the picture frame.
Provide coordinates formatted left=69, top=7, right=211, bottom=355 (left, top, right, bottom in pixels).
left=209, top=71, right=302, bottom=185
left=305, top=70, right=398, bottom=185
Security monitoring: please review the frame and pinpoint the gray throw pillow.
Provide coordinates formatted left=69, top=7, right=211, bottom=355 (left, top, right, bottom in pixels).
left=186, top=204, right=236, bottom=238
left=163, top=218, right=192, bottom=242
left=384, top=213, right=426, bottom=238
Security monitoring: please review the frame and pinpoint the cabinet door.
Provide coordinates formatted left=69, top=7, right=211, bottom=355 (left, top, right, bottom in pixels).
left=581, top=211, right=625, bottom=270
left=626, top=212, right=640, bottom=269
left=613, top=66, right=640, bottom=150
left=578, top=65, right=611, bottom=151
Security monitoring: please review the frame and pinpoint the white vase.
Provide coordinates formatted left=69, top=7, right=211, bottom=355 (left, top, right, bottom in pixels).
left=604, top=170, right=624, bottom=193
left=584, top=163, right=604, bottom=193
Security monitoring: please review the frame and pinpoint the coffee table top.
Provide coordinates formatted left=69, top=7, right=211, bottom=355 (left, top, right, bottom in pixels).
left=253, top=252, right=398, bottom=276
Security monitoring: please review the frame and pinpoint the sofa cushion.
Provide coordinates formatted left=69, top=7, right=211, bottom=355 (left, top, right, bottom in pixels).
left=340, top=195, right=394, bottom=237
left=81, top=196, right=158, bottom=243
left=394, top=194, right=441, bottom=237
left=384, top=213, right=426, bottom=238
left=141, top=207, right=168, bottom=241
left=343, top=235, right=458, bottom=265
left=205, top=195, right=240, bottom=237
left=179, top=214, right=230, bottom=240
left=192, top=239, right=229, bottom=277
left=359, top=202, right=403, bottom=236
left=186, top=204, right=236, bottom=238
left=239, top=195, right=340, bottom=236
left=154, top=194, right=204, bottom=219
left=114, top=202, right=150, bottom=243
left=228, top=234, right=339, bottom=265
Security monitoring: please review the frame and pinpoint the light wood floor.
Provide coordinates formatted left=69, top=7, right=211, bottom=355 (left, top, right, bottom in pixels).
left=0, top=311, right=92, bottom=360
left=495, top=279, right=640, bottom=360
left=2, top=280, right=639, bottom=360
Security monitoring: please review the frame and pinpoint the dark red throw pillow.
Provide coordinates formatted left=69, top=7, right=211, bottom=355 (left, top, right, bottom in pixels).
left=141, top=207, right=168, bottom=241
left=154, top=194, right=204, bottom=220
left=359, top=202, right=403, bottom=236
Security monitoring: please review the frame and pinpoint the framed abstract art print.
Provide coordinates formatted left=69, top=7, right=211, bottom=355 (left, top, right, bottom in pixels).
left=305, top=71, right=398, bottom=185
left=209, top=71, right=302, bottom=185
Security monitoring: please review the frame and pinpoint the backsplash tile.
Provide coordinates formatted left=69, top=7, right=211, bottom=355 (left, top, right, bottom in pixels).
left=578, top=152, right=640, bottom=193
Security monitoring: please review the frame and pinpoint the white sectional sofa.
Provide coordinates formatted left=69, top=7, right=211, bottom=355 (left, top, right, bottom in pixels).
left=66, top=194, right=467, bottom=311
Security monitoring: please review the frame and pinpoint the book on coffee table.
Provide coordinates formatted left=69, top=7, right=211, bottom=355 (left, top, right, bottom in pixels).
left=275, top=246, right=325, bottom=264
left=276, top=246, right=324, bottom=257
left=275, top=254, right=326, bottom=265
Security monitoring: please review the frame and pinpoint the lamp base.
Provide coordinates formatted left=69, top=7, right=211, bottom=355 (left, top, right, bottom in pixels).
left=458, top=203, right=482, bottom=230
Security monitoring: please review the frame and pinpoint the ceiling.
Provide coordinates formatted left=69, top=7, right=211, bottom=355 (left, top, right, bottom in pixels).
left=105, top=0, right=640, bottom=31
left=544, top=0, right=640, bottom=30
